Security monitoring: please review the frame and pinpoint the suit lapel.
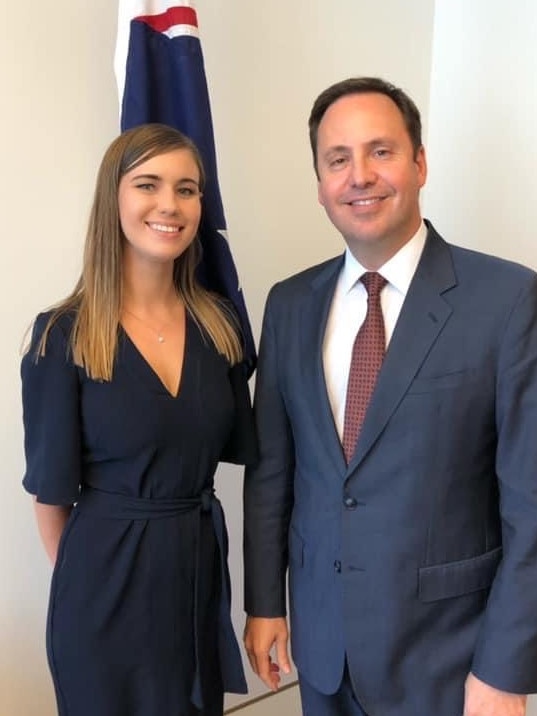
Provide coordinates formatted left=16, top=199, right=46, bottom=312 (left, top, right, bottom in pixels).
left=349, top=226, right=457, bottom=472
left=300, top=256, right=348, bottom=474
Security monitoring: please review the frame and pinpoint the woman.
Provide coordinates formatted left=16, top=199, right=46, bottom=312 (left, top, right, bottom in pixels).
left=21, top=123, right=256, bottom=715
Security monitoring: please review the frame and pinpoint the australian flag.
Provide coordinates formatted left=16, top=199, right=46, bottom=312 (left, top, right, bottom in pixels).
left=115, top=1, right=256, bottom=375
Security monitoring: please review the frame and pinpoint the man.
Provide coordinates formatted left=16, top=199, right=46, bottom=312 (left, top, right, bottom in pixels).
left=243, top=77, right=537, bottom=716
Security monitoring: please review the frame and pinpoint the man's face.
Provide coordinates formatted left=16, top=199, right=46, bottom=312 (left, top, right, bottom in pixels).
left=316, top=92, right=427, bottom=269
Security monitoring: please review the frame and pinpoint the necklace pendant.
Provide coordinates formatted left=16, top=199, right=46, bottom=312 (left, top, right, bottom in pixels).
left=158, top=335, right=165, bottom=343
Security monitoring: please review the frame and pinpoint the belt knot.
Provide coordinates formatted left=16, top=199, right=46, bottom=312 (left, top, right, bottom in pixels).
left=200, top=488, right=214, bottom=513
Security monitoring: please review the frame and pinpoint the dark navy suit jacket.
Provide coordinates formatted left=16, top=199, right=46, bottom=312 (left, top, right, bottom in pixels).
left=244, top=222, right=537, bottom=715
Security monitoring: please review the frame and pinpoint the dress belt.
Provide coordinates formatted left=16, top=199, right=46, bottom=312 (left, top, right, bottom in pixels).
left=76, top=484, right=219, bottom=519
left=76, top=485, right=247, bottom=708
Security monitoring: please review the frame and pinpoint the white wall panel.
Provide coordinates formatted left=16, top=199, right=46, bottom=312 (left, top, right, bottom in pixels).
left=425, top=3, right=537, bottom=711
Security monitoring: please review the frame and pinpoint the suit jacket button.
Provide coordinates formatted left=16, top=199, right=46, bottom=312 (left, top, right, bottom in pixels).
left=344, top=496, right=357, bottom=509
left=334, top=560, right=341, bottom=573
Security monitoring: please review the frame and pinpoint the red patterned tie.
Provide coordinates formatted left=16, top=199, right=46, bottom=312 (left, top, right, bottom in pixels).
left=342, top=272, right=387, bottom=464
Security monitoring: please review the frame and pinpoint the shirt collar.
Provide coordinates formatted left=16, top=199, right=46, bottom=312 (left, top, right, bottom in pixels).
left=341, top=221, right=428, bottom=296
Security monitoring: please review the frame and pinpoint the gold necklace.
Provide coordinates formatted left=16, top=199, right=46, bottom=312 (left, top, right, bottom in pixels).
left=122, top=308, right=175, bottom=343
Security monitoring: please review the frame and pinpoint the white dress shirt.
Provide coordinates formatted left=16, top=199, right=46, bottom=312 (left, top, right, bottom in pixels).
left=322, top=222, right=428, bottom=439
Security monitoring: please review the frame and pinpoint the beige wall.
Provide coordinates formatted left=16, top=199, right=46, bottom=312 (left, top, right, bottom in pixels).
left=0, top=0, right=438, bottom=714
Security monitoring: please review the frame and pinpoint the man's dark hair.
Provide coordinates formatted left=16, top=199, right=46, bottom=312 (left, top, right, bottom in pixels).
left=308, top=77, right=423, bottom=176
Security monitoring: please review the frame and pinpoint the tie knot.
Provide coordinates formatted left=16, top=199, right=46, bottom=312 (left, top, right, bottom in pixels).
left=361, top=272, right=387, bottom=298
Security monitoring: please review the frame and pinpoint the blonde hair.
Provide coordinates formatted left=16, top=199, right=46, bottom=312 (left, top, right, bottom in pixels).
left=36, top=123, right=243, bottom=380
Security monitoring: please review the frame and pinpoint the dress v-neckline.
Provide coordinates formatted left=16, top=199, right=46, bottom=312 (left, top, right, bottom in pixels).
left=120, top=315, right=189, bottom=399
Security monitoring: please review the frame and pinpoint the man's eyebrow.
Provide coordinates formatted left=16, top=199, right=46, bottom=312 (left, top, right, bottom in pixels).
left=320, top=137, right=398, bottom=158
left=366, top=137, right=396, bottom=147
left=321, top=145, right=351, bottom=158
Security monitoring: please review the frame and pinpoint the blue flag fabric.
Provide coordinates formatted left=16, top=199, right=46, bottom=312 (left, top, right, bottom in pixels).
left=117, top=3, right=256, bottom=375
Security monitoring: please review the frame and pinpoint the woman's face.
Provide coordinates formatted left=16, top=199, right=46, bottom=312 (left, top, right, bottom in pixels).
left=118, top=148, right=202, bottom=267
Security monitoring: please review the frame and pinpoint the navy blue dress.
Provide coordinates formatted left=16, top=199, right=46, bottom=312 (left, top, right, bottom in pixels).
left=21, top=311, right=256, bottom=716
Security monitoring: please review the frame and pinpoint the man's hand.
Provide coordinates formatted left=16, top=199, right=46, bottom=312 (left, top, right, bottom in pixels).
left=464, top=672, right=527, bottom=716
left=243, top=616, right=291, bottom=691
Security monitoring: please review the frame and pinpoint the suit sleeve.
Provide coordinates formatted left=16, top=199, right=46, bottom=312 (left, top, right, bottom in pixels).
left=243, top=285, right=295, bottom=617
left=21, top=312, right=82, bottom=506
left=472, top=274, right=537, bottom=693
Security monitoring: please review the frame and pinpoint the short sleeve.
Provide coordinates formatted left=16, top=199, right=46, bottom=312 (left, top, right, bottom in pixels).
left=21, top=312, right=82, bottom=505
left=220, top=362, right=258, bottom=466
